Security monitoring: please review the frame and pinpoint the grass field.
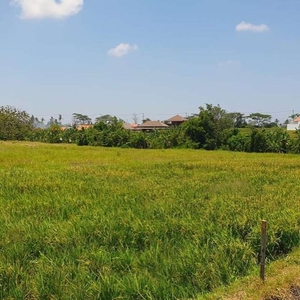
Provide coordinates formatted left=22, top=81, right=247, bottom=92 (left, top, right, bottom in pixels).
left=0, top=142, right=299, bottom=299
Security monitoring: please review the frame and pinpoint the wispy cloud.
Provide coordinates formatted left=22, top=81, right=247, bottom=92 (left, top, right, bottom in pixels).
left=108, top=43, right=138, bottom=58
left=11, top=0, right=84, bottom=19
left=218, top=60, right=241, bottom=67
left=236, top=21, right=269, bottom=33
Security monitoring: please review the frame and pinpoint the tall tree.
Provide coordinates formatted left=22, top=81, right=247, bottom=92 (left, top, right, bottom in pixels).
left=226, top=112, right=247, bottom=128
left=72, top=113, right=92, bottom=125
left=95, top=114, right=121, bottom=124
left=47, top=116, right=55, bottom=127
left=0, top=106, right=33, bottom=140
left=183, top=104, right=234, bottom=149
left=247, top=113, right=272, bottom=127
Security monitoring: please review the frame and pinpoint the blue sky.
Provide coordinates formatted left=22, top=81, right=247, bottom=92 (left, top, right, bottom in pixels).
left=1, top=1, right=300, bottom=124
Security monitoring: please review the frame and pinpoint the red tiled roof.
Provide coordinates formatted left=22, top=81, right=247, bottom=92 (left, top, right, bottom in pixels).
left=294, top=117, right=300, bottom=122
left=123, top=123, right=137, bottom=130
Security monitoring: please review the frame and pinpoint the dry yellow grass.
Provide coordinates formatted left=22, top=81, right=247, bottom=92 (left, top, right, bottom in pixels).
left=201, top=250, right=300, bottom=300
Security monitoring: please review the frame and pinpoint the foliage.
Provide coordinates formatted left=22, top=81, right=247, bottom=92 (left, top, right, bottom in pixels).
left=265, top=128, right=289, bottom=153
left=93, top=119, right=130, bottom=147
left=227, top=112, right=247, bottom=128
left=95, top=114, right=123, bottom=124
left=183, top=104, right=235, bottom=149
left=72, top=113, right=92, bottom=125
left=249, top=128, right=268, bottom=152
left=289, top=130, right=300, bottom=154
left=181, top=116, right=205, bottom=148
left=227, top=132, right=250, bottom=152
left=247, top=113, right=272, bottom=128
left=128, top=131, right=149, bottom=148
left=3, top=105, right=300, bottom=155
left=0, top=106, right=33, bottom=140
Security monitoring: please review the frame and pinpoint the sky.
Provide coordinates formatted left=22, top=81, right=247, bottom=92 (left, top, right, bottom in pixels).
left=1, top=0, right=300, bottom=124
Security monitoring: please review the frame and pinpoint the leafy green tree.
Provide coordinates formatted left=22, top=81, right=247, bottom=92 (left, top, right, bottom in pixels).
left=76, top=128, right=89, bottom=146
left=95, top=115, right=123, bottom=124
left=247, top=113, right=272, bottom=127
left=226, top=112, right=247, bottom=128
left=93, top=118, right=130, bottom=147
left=288, top=113, right=300, bottom=121
left=181, top=117, right=205, bottom=148
left=0, top=106, right=33, bottom=140
left=249, top=128, right=268, bottom=152
left=47, top=124, right=64, bottom=143
left=129, top=131, right=148, bottom=148
left=264, top=121, right=279, bottom=128
left=72, top=113, right=92, bottom=125
left=183, top=104, right=234, bottom=149
left=227, top=133, right=250, bottom=152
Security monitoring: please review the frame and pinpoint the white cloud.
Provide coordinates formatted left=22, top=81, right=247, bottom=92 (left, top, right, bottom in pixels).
left=108, top=43, right=138, bottom=58
left=11, top=0, right=84, bottom=19
left=236, top=21, right=269, bottom=33
left=218, top=60, right=240, bottom=67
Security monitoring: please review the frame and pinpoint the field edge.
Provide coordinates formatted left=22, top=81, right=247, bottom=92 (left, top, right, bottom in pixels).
left=199, top=248, right=300, bottom=300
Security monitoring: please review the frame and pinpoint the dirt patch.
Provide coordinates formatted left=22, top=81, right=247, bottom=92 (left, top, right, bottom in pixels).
left=290, top=286, right=300, bottom=298
left=265, top=285, right=300, bottom=300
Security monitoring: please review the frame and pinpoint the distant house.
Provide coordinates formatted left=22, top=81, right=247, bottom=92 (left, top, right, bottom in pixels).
left=137, top=120, right=169, bottom=131
left=165, top=115, right=187, bottom=126
left=287, top=117, right=300, bottom=131
left=59, top=126, right=68, bottom=131
left=123, top=123, right=138, bottom=130
left=76, top=124, right=94, bottom=130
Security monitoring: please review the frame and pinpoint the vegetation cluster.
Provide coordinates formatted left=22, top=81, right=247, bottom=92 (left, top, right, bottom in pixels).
left=1, top=104, right=300, bottom=154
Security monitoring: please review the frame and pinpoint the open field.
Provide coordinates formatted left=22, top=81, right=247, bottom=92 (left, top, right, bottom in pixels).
left=0, top=142, right=299, bottom=299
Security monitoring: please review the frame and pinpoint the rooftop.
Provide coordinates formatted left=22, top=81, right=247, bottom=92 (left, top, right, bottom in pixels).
left=138, top=120, right=169, bottom=128
left=165, top=115, right=188, bottom=122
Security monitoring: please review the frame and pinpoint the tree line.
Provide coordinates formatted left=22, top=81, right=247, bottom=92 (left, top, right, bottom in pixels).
left=1, top=104, right=300, bottom=154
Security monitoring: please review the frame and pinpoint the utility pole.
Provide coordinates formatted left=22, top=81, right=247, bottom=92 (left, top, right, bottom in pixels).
left=260, top=220, right=267, bottom=282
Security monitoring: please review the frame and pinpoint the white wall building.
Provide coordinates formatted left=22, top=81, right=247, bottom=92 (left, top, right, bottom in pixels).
left=287, top=117, right=300, bottom=131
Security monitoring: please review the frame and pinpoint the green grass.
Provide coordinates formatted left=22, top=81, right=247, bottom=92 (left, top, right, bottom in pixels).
left=200, top=249, right=300, bottom=300
left=238, top=126, right=297, bottom=139
left=0, top=142, right=299, bottom=299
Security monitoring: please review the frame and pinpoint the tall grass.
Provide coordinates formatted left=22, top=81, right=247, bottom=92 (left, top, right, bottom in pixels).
left=0, top=142, right=299, bottom=299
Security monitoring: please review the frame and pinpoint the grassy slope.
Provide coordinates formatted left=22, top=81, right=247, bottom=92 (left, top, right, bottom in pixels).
left=200, top=249, right=300, bottom=300
left=0, top=142, right=299, bottom=299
